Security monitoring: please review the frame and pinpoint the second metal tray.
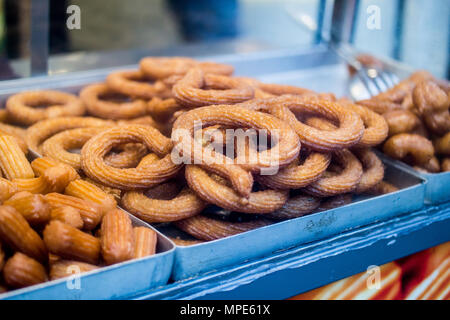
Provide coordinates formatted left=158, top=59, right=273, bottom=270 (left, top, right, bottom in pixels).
left=159, top=158, right=426, bottom=281
left=0, top=214, right=175, bottom=300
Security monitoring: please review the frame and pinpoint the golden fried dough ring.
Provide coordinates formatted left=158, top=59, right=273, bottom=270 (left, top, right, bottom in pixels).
left=121, top=154, right=206, bottom=222
left=338, top=99, right=388, bottom=147
left=80, top=83, right=147, bottom=120
left=42, top=127, right=106, bottom=170
left=106, top=70, right=169, bottom=99
left=304, top=149, right=363, bottom=197
left=357, top=99, right=402, bottom=114
left=6, top=90, right=85, bottom=125
left=121, top=183, right=207, bottom=223
left=172, top=105, right=300, bottom=196
left=172, top=69, right=254, bottom=108
left=353, top=148, right=384, bottom=193
left=415, top=156, right=441, bottom=173
left=413, top=80, right=450, bottom=135
left=185, top=165, right=288, bottom=214
left=26, top=116, right=112, bottom=154
left=140, top=56, right=234, bottom=79
left=245, top=95, right=364, bottom=152
left=147, top=97, right=184, bottom=122
left=383, top=133, right=434, bottom=166
left=81, top=124, right=180, bottom=190
left=174, top=214, right=272, bottom=241
left=0, top=178, right=18, bottom=203
left=382, top=110, right=420, bottom=136
left=434, top=132, right=450, bottom=156
left=266, top=194, right=321, bottom=220
left=257, top=152, right=331, bottom=189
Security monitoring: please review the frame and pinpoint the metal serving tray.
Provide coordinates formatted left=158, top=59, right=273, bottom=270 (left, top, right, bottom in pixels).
left=0, top=214, right=175, bottom=300
left=157, top=157, right=426, bottom=281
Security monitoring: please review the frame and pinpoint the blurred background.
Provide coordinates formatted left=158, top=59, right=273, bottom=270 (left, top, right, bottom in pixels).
left=0, top=0, right=448, bottom=80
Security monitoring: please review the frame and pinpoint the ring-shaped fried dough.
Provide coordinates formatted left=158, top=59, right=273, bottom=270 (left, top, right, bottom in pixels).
left=338, top=99, right=388, bottom=147
left=81, top=125, right=180, bottom=190
left=383, top=133, right=434, bottom=166
left=25, top=117, right=112, bottom=154
left=172, top=69, right=254, bottom=108
left=121, top=184, right=207, bottom=223
left=353, top=148, right=384, bottom=193
left=6, top=90, right=85, bottom=125
left=147, top=97, right=184, bottom=122
left=382, top=110, right=420, bottom=136
left=174, top=214, right=272, bottom=241
left=245, top=95, right=364, bottom=152
left=257, top=152, right=331, bottom=189
left=106, top=70, right=170, bottom=99
left=172, top=105, right=300, bottom=197
left=139, top=56, right=234, bottom=79
left=304, top=149, right=363, bottom=197
left=185, top=165, right=288, bottom=214
left=80, top=83, right=147, bottom=120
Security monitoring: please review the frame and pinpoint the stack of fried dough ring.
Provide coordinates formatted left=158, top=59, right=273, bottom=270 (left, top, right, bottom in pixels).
left=357, top=70, right=450, bottom=173
left=1, top=56, right=412, bottom=245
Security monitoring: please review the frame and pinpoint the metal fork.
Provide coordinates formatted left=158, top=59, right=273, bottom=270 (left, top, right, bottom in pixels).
left=332, top=44, right=400, bottom=97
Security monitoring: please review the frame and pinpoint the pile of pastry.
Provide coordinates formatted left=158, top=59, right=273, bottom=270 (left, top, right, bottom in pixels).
left=0, top=56, right=402, bottom=248
left=358, top=71, right=450, bottom=173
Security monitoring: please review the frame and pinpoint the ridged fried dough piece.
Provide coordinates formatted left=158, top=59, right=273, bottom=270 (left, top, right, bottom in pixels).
left=0, top=135, right=34, bottom=180
left=81, top=125, right=180, bottom=190
left=4, top=191, right=51, bottom=227
left=80, top=83, right=147, bottom=120
left=383, top=110, right=420, bottom=136
left=100, top=209, right=134, bottom=265
left=173, top=68, right=254, bottom=107
left=304, top=149, right=363, bottom=197
left=245, top=95, right=365, bottom=152
left=257, top=152, right=331, bottom=189
left=266, top=194, right=321, bottom=220
left=45, top=193, right=103, bottom=230
left=14, top=163, right=78, bottom=194
left=6, top=90, right=85, bottom=125
left=0, top=128, right=28, bottom=154
left=186, top=165, right=289, bottom=214
left=133, top=227, right=157, bottom=259
left=43, top=220, right=100, bottom=264
left=3, top=252, right=47, bottom=288
left=122, top=183, right=206, bottom=223
left=42, top=127, right=106, bottom=170
left=413, top=80, right=450, bottom=135
left=338, top=99, right=388, bottom=147
left=174, top=215, right=272, bottom=241
left=64, top=179, right=117, bottom=215
left=140, top=56, right=234, bottom=79
left=0, top=205, right=47, bottom=262
left=383, top=133, right=434, bottom=166
left=147, top=97, right=184, bottom=122
left=0, top=178, right=18, bottom=203
left=50, top=206, right=84, bottom=229
left=50, top=260, right=99, bottom=280
left=172, top=105, right=300, bottom=196
left=26, top=116, right=112, bottom=154
left=353, top=149, right=384, bottom=194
